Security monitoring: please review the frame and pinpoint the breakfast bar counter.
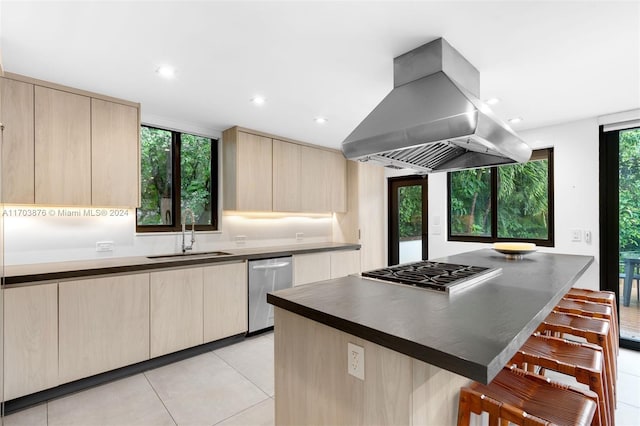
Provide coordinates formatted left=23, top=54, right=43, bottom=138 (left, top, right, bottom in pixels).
left=267, top=249, right=594, bottom=425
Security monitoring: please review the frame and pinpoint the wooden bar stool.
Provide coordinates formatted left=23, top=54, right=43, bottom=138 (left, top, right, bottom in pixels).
left=511, top=333, right=612, bottom=426
left=565, top=288, right=618, bottom=351
left=536, top=311, right=616, bottom=407
left=556, top=297, right=618, bottom=356
left=457, top=366, right=599, bottom=426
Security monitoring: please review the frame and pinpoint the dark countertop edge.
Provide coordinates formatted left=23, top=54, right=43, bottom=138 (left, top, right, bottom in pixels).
left=267, top=293, right=489, bottom=383
left=485, top=254, right=594, bottom=381
left=5, top=243, right=361, bottom=285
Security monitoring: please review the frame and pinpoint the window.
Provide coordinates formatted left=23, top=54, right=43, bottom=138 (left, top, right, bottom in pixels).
left=137, top=125, right=218, bottom=232
left=448, top=148, right=554, bottom=246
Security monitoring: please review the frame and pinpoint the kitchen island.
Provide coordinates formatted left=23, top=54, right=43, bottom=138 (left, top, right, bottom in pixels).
left=267, top=249, right=594, bottom=425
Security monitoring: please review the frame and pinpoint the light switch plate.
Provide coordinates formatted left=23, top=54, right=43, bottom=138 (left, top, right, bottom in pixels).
left=570, top=229, right=582, bottom=242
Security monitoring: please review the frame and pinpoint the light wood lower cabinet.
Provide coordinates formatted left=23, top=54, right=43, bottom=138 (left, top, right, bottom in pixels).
left=150, top=268, right=204, bottom=357
left=58, top=274, right=150, bottom=384
left=293, top=252, right=331, bottom=286
left=4, top=283, right=58, bottom=400
left=204, top=262, right=248, bottom=342
left=294, top=250, right=360, bottom=286
left=330, top=250, right=361, bottom=279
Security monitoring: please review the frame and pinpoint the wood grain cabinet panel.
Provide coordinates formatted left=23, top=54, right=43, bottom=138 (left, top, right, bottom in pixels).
left=329, top=151, right=347, bottom=213
left=4, top=283, right=58, bottom=400
left=1, top=77, right=35, bottom=203
left=91, top=98, right=139, bottom=207
left=272, top=139, right=301, bottom=212
left=330, top=250, right=361, bottom=279
left=150, top=268, right=204, bottom=357
left=294, top=252, right=331, bottom=286
left=223, top=128, right=273, bottom=211
left=58, top=274, right=150, bottom=384
left=203, top=262, right=248, bottom=342
left=35, top=86, right=91, bottom=205
left=300, top=146, right=331, bottom=212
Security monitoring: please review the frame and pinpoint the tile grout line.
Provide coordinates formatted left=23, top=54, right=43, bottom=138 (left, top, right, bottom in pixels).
left=142, top=372, right=179, bottom=426
left=211, top=344, right=273, bottom=400
left=210, top=396, right=272, bottom=426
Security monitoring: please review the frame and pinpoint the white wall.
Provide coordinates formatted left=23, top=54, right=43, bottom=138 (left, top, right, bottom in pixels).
left=3, top=210, right=333, bottom=265
left=387, top=117, right=601, bottom=289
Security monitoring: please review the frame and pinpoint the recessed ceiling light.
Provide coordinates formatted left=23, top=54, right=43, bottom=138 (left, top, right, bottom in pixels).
left=508, top=117, right=523, bottom=124
left=251, top=96, right=266, bottom=105
left=156, top=65, right=176, bottom=79
left=314, top=117, right=328, bottom=124
left=485, top=97, right=500, bottom=105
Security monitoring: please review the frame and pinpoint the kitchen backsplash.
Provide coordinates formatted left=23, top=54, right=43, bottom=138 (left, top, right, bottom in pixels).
left=3, top=208, right=333, bottom=265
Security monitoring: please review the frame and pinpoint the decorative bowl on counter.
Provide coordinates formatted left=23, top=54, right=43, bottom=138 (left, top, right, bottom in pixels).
left=492, top=242, right=537, bottom=260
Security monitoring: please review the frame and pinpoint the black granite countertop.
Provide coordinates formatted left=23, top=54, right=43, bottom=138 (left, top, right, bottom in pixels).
left=5, top=242, right=360, bottom=285
left=267, top=249, right=594, bottom=384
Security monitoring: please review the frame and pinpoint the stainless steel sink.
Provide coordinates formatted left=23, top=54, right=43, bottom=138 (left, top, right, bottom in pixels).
left=147, top=251, right=232, bottom=259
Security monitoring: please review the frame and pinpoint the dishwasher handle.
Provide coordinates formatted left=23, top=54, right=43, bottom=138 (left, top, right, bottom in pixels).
left=252, top=261, right=291, bottom=270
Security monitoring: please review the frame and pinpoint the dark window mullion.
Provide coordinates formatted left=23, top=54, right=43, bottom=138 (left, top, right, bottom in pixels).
left=490, top=167, right=498, bottom=239
left=173, top=131, right=182, bottom=231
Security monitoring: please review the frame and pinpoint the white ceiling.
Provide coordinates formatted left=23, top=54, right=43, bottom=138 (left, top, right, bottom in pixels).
left=2, top=1, right=639, bottom=149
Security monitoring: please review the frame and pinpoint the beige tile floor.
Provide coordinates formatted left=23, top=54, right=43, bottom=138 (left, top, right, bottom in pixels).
left=4, top=331, right=640, bottom=426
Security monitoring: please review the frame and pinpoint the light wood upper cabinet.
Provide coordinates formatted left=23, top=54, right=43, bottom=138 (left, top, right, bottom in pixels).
left=1, top=78, right=35, bottom=203
left=4, top=283, right=58, bottom=400
left=300, top=146, right=331, bottom=212
left=35, top=86, right=91, bottom=205
left=91, top=99, right=140, bottom=207
left=224, top=126, right=347, bottom=213
left=58, top=274, right=150, bottom=384
left=203, top=262, right=248, bottom=342
left=150, top=268, right=204, bottom=357
left=329, top=151, right=347, bottom=213
left=273, top=139, right=301, bottom=212
left=223, top=128, right=273, bottom=211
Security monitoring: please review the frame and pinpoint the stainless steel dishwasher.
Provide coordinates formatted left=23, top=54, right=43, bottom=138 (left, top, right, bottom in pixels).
left=248, top=256, right=293, bottom=334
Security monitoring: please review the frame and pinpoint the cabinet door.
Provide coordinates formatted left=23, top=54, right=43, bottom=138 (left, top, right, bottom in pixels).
left=91, top=99, right=139, bottom=207
left=236, top=132, right=272, bottom=211
left=273, top=139, right=301, bottom=212
left=330, top=250, right=361, bottom=279
left=1, top=78, right=34, bottom=203
left=4, top=283, right=58, bottom=400
left=35, top=86, right=91, bottom=205
left=58, top=274, right=150, bottom=384
left=300, top=146, right=331, bottom=212
left=203, top=262, right=247, bottom=342
left=293, top=252, right=331, bottom=286
left=150, top=268, right=203, bottom=357
left=329, top=151, right=347, bottom=213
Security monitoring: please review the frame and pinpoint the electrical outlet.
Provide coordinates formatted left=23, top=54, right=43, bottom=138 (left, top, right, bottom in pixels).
left=234, top=235, right=247, bottom=245
left=570, top=229, right=582, bottom=242
left=296, top=232, right=304, bottom=241
left=584, top=230, right=592, bottom=244
left=96, top=241, right=114, bottom=252
left=347, top=342, right=365, bottom=380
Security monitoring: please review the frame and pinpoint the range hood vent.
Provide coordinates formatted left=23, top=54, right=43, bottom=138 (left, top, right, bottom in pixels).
left=341, top=38, right=532, bottom=173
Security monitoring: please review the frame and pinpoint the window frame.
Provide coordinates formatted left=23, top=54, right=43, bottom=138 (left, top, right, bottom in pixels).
left=447, top=148, right=555, bottom=247
left=136, top=124, right=219, bottom=233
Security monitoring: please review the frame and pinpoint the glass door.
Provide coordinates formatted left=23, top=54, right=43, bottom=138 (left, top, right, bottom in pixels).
left=601, top=125, right=640, bottom=349
left=388, top=176, right=428, bottom=265
left=617, top=127, right=640, bottom=344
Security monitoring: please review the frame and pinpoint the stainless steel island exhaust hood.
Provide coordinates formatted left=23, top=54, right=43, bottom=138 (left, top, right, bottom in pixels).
left=341, top=38, right=532, bottom=173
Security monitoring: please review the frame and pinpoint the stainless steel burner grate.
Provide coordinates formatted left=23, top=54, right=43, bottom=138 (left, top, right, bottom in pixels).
left=361, top=261, right=501, bottom=294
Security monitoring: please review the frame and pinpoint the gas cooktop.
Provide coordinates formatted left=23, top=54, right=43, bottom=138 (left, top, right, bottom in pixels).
left=361, top=261, right=501, bottom=294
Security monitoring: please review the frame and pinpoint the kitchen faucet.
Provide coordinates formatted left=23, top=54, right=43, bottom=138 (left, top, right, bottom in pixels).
left=182, top=208, right=196, bottom=253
